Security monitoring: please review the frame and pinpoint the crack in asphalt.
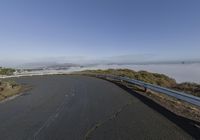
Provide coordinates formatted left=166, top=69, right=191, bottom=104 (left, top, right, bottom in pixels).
left=33, top=88, right=75, bottom=140
left=84, top=101, right=134, bottom=140
left=33, top=99, right=67, bottom=140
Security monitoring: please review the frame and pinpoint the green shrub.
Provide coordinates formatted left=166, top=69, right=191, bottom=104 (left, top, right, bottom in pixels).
left=0, top=68, right=15, bottom=75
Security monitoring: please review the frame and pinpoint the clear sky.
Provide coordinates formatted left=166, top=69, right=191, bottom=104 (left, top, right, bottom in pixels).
left=0, top=0, right=200, bottom=66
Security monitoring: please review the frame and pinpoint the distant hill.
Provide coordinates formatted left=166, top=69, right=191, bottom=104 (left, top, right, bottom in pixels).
left=45, top=63, right=81, bottom=70
left=19, top=62, right=81, bottom=70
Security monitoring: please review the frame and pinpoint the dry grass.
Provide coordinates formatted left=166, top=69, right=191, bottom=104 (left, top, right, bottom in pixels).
left=0, top=80, right=23, bottom=101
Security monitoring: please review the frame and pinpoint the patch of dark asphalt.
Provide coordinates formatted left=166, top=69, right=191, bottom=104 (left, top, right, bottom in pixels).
left=84, top=101, right=134, bottom=140
left=33, top=94, right=70, bottom=140
left=105, top=80, right=200, bottom=139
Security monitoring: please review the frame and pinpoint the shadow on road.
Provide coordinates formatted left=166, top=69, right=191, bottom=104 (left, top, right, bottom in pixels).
left=105, top=79, right=200, bottom=139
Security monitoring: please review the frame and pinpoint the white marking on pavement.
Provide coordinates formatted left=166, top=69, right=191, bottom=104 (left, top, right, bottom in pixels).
left=33, top=97, right=68, bottom=140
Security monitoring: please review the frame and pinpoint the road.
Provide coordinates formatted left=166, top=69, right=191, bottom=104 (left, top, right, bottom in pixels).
left=0, top=75, right=196, bottom=140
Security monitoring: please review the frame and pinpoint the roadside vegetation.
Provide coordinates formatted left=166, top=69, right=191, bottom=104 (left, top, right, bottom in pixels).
left=80, top=69, right=200, bottom=97
left=0, top=80, right=23, bottom=101
left=0, top=67, right=16, bottom=75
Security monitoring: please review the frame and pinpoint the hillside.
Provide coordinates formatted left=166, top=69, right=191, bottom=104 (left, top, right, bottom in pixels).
left=81, top=69, right=200, bottom=97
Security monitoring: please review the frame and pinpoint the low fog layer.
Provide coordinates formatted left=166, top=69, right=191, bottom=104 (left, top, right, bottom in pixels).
left=2, top=63, right=199, bottom=84
left=68, top=63, right=200, bottom=84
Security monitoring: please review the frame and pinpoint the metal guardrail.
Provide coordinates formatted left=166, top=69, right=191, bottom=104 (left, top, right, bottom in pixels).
left=96, top=74, right=200, bottom=107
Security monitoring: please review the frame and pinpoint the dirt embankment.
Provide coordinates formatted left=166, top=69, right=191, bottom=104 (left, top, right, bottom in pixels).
left=0, top=80, right=26, bottom=101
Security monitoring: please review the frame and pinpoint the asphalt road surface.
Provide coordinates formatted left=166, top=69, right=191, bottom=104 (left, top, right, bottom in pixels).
left=0, top=75, right=196, bottom=140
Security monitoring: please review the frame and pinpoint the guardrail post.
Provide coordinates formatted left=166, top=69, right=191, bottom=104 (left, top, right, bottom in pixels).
left=144, top=87, right=147, bottom=92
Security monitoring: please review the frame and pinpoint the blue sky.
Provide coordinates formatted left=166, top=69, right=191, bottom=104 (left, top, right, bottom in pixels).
left=0, top=0, right=200, bottom=66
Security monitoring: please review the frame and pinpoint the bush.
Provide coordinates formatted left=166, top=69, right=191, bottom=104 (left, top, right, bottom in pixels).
left=0, top=68, right=15, bottom=75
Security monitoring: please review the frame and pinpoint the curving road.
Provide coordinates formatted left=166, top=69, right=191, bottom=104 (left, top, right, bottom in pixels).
left=0, top=75, right=196, bottom=140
